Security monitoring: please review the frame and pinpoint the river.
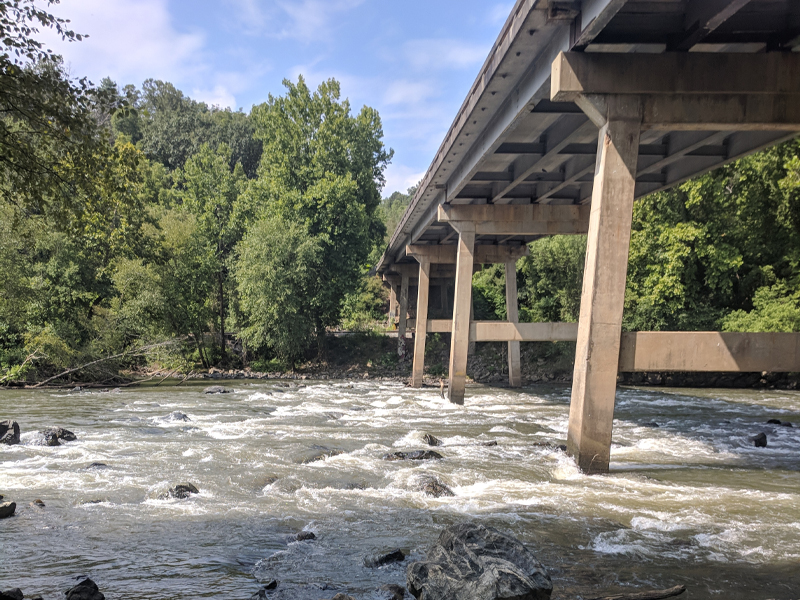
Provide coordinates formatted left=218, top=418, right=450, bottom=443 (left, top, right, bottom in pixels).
left=1, top=381, right=799, bottom=599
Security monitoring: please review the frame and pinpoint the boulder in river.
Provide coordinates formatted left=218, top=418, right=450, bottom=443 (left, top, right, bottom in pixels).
left=751, top=432, right=768, bottom=448
left=365, top=549, right=405, bottom=568
left=30, top=499, right=45, bottom=508
left=204, top=385, right=232, bottom=394
left=302, top=448, right=345, bottom=464
left=406, top=522, right=552, bottom=600
left=86, top=462, right=108, bottom=470
left=0, top=420, right=20, bottom=445
left=383, top=450, right=443, bottom=462
left=417, top=476, right=455, bottom=498
left=162, top=411, right=191, bottom=422
left=0, top=502, right=16, bottom=519
left=296, top=531, right=316, bottom=541
left=0, top=589, right=23, bottom=600
left=766, top=418, right=782, bottom=424
left=422, top=434, right=442, bottom=447
left=379, top=583, right=407, bottom=599
left=65, top=578, right=105, bottom=600
left=168, top=483, right=199, bottom=499
left=40, top=426, right=78, bottom=446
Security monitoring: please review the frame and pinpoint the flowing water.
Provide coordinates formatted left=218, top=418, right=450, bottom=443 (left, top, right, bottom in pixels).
left=1, top=381, right=799, bottom=599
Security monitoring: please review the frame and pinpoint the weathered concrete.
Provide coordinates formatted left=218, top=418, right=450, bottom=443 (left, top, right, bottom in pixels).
left=567, top=96, right=642, bottom=475
left=398, top=272, right=410, bottom=355
left=505, top=261, right=522, bottom=388
left=619, top=332, right=800, bottom=373
left=438, top=204, right=591, bottom=236
left=407, top=244, right=529, bottom=265
left=412, top=260, right=431, bottom=388
left=448, top=223, right=475, bottom=404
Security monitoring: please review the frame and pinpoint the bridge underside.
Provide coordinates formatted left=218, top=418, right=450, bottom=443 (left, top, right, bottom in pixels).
left=377, top=0, right=800, bottom=474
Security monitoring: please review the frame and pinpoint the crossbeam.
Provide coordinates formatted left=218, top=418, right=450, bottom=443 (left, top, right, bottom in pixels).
left=551, top=52, right=800, bottom=99
left=407, top=244, right=529, bottom=264
left=438, top=203, right=590, bottom=236
left=618, top=332, right=800, bottom=372
left=409, top=319, right=578, bottom=342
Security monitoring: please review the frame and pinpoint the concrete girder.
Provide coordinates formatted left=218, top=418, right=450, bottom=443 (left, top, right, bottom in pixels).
left=551, top=52, right=800, bottom=100
left=670, top=0, right=752, bottom=51
left=406, top=244, right=529, bottom=265
left=438, top=203, right=590, bottom=236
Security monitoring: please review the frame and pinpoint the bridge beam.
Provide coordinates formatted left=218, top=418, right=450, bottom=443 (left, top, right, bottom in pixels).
left=407, top=244, right=529, bottom=265
left=437, top=204, right=590, bottom=236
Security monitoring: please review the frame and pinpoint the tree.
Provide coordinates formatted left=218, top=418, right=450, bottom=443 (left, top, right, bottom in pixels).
left=247, top=76, right=392, bottom=339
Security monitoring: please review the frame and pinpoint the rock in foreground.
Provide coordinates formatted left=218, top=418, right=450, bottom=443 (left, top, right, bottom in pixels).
left=0, top=589, right=23, bottom=600
left=751, top=432, right=768, bottom=448
left=65, top=578, right=105, bottom=600
left=406, top=522, right=552, bottom=600
left=39, top=426, right=77, bottom=446
left=0, top=420, right=20, bottom=445
left=0, top=502, right=16, bottom=519
left=365, top=549, right=406, bottom=568
left=383, top=451, right=443, bottom=461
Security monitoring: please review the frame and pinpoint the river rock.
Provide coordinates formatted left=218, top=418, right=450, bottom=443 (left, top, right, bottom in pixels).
left=406, top=522, right=552, bottom=600
left=0, top=589, right=23, bottom=600
left=204, top=386, right=232, bottom=394
left=302, top=448, right=345, bottom=464
left=0, top=502, right=16, bottom=519
left=418, top=477, right=455, bottom=498
left=767, top=418, right=782, bottom=424
left=0, top=420, right=20, bottom=445
left=329, top=595, right=356, bottom=600
left=365, top=549, right=405, bottom=568
left=751, top=432, right=768, bottom=447
left=478, top=440, right=498, bottom=447
left=30, top=499, right=45, bottom=508
left=379, top=583, right=407, bottom=599
left=163, top=411, right=191, bottom=422
left=40, top=426, right=78, bottom=445
left=65, top=578, right=105, bottom=600
left=296, top=531, right=316, bottom=541
left=383, top=450, right=443, bottom=461
left=86, top=462, right=108, bottom=470
left=422, top=434, right=442, bottom=447
left=169, top=483, right=199, bottom=499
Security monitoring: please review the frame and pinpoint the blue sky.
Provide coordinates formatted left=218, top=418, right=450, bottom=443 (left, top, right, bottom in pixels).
left=43, top=0, right=514, bottom=196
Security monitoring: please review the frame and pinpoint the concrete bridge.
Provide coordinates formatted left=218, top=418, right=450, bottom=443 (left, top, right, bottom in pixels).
left=376, top=0, right=800, bottom=474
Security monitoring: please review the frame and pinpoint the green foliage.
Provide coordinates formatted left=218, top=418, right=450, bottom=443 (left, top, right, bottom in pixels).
left=234, top=213, right=324, bottom=362
left=472, top=265, right=507, bottom=320
left=519, top=236, right=586, bottom=323
left=340, top=275, right=388, bottom=331
left=722, top=282, right=800, bottom=332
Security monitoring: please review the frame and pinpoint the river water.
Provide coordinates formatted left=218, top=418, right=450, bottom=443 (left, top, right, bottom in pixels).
left=1, top=381, right=799, bottom=599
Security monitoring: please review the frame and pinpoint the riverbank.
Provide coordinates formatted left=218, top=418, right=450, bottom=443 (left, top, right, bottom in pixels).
left=6, top=332, right=799, bottom=390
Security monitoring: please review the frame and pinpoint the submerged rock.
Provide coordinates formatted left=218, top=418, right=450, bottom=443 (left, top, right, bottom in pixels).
left=302, top=448, right=345, bottom=464
left=383, top=450, right=443, bottom=462
left=422, top=433, right=442, bottom=447
left=406, top=522, right=552, bottom=600
left=365, top=549, right=405, bottom=568
left=751, top=432, right=768, bottom=448
left=296, top=531, right=316, bottom=541
left=168, top=483, right=199, bottom=499
left=30, top=499, right=45, bottom=508
left=766, top=418, right=782, bottom=424
left=162, top=411, right=191, bottom=422
left=65, top=578, right=105, bottom=600
left=329, top=595, right=356, bottom=600
left=0, top=502, right=16, bottom=519
left=379, top=583, right=407, bottom=599
left=0, top=420, right=20, bottom=445
left=0, top=589, right=23, bottom=600
left=642, top=422, right=660, bottom=428
left=478, top=440, right=497, bottom=447
left=86, top=462, right=108, bottom=470
left=204, top=386, right=232, bottom=394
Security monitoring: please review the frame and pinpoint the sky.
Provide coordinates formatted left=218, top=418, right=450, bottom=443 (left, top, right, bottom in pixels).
left=41, top=0, right=515, bottom=196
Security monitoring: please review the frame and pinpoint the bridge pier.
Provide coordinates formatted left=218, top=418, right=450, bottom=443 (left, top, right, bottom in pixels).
left=566, top=96, right=642, bottom=474
left=505, top=261, right=522, bottom=388
left=411, top=259, right=431, bottom=388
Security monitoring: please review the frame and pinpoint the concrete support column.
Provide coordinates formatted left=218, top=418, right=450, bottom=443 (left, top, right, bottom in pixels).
left=447, top=223, right=475, bottom=404
left=568, top=96, right=642, bottom=474
left=505, top=260, right=522, bottom=388
left=411, top=260, right=431, bottom=388
left=398, top=273, right=410, bottom=356
left=389, top=285, right=398, bottom=327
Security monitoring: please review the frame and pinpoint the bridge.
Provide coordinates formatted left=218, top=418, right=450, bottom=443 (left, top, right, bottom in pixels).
left=376, top=0, right=800, bottom=474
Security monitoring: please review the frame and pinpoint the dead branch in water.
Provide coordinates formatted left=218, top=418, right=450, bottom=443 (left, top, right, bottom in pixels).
left=586, top=585, right=686, bottom=600
left=30, top=339, right=184, bottom=388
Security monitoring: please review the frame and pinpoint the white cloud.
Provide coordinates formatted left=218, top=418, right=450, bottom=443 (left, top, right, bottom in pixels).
left=404, top=39, right=489, bottom=72
left=41, top=0, right=206, bottom=86
left=192, top=85, right=237, bottom=109
left=384, top=164, right=426, bottom=196
left=383, top=80, right=439, bottom=106
left=225, top=0, right=365, bottom=42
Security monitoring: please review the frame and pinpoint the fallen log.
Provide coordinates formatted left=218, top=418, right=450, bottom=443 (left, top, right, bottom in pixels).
left=586, top=585, right=686, bottom=600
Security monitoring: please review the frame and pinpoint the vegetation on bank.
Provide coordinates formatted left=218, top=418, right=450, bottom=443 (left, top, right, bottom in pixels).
left=2, top=0, right=800, bottom=386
